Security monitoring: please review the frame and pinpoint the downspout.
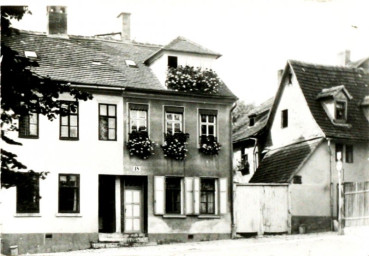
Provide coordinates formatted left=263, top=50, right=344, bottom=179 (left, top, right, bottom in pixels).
left=230, top=101, right=237, bottom=239
left=327, top=137, right=334, bottom=231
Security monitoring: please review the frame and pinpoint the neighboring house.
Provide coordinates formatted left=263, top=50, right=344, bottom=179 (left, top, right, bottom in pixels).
left=249, top=60, right=369, bottom=233
left=1, top=7, right=237, bottom=255
left=232, top=98, right=273, bottom=183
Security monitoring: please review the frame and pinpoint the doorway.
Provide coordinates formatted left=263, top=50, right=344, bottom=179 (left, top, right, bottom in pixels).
left=98, top=175, right=116, bottom=233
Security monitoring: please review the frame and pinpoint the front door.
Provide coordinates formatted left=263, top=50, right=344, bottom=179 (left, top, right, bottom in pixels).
left=124, top=189, right=142, bottom=233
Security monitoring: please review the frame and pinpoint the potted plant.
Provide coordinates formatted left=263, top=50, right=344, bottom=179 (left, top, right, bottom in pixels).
left=127, top=131, right=154, bottom=159
left=161, top=132, right=189, bottom=160
left=199, top=135, right=221, bottom=155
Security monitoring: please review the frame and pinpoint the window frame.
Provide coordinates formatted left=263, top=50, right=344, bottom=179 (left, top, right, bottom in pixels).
left=19, top=112, right=39, bottom=139
left=58, top=174, right=80, bottom=213
left=165, top=177, right=182, bottom=214
left=59, top=101, right=79, bottom=140
left=281, top=109, right=288, bottom=128
left=98, top=103, right=117, bottom=141
left=199, top=114, right=217, bottom=137
left=165, top=109, right=184, bottom=135
left=200, top=178, right=216, bottom=215
left=128, top=104, right=149, bottom=134
left=16, top=173, right=40, bottom=213
left=335, top=100, right=347, bottom=121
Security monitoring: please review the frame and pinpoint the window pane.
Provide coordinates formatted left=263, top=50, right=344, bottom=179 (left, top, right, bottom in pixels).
left=208, top=115, right=214, bottom=123
left=100, top=104, right=107, bottom=116
left=138, top=110, right=146, bottom=119
left=61, top=116, right=69, bottom=125
left=29, top=124, right=38, bottom=136
left=61, top=126, right=69, bottom=137
left=70, top=127, right=78, bottom=137
left=201, top=125, right=207, bottom=135
left=108, top=118, right=115, bottom=128
left=108, top=105, right=115, bottom=116
left=174, top=123, right=181, bottom=133
left=167, top=125, right=173, bottom=134
left=30, top=113, right=37, bottom=124
left=208, top=125, right=214, bottom=136
left=99, top=118, right=108, bottom=140
left=70, top=104, right=78, bottom=114
left=69, top=175, right=77, bottom=184
left=167, top=113, right=173, bottom=120
left=70, top=115, right=78, bottom=126
left=201, top=115, right=207, bottom=122
left=108, top=129, right=116, bottom=140
left=174, top=114, right=180, bottom=121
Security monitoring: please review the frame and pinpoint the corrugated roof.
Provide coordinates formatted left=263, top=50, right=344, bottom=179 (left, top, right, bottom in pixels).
left=2, top=30, right=235, bottom=98
left=289, top=60, right=369, bottom=141
left=249, top=138, right=323, bottom=183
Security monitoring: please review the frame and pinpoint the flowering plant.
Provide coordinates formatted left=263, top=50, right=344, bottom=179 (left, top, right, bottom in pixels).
left=127, top=131, right=154, bottom=159
left=166, top=65, right=221, bottom=94
left=161, top=132, right=189, bottom=160
left=199, top=135, right=221, bottom=155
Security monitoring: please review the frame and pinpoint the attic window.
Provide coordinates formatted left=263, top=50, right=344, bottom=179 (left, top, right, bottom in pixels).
left=335, top=101, right=346, bottom=121
left=125, top=60, right=138, bottom=68
left=168, top=56, right=178, bottom=68
left=288, top=73, right=293, bottom=84
left=25, top=51, right=37, bottom=58
left=249, top=116, right=255, bottom=127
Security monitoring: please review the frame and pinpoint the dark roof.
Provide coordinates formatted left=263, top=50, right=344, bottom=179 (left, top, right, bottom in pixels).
left=2, top=30, right=235, bottom=98
left=232, top=97, right=274, bottom=143
left=288, top=60, right=369, bottom=141
left=145, top=36, right=221, bottom=64
left=249, top=138, right=322, bottom=183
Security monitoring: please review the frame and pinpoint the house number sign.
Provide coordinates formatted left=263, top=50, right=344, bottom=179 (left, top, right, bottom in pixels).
left=133, top=166, right=141, bottom=172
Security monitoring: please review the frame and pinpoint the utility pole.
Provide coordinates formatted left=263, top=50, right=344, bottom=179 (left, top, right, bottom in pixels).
left=337, top=152, right=344, bottom=235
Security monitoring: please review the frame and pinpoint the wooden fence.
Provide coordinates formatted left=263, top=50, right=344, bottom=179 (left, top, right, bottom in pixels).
left=234, top=183, right=290, bottom=235
left=344, top=181, right=369, bottom=227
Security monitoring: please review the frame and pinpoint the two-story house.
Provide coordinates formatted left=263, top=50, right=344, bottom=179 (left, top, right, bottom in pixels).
left=249, top=60, right=369, bottom=233
left=1, top=7, right=237, bottom=255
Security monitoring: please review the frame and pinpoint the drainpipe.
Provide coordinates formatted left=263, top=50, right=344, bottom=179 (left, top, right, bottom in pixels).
left=230, top=101, right=237, bottom=239
left=327, top=138, right=334, bottom=231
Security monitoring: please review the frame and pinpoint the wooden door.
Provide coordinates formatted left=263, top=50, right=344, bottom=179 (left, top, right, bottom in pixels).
left=124, top=189, right=142, bottom=233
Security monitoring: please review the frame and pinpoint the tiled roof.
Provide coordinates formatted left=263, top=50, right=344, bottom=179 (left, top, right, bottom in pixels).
left=289, top=60, right=369, bottom=141
left=249, top=138, right=322, bottom=183
left=316, top=85, right=353, bottom=100
left=232, top=97, right=274, bottom=143
left=2, top=30, right=235, bottom=98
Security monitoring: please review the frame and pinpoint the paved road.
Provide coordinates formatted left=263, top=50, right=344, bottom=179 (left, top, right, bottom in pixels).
left=29, top=231, right=369, bottom=256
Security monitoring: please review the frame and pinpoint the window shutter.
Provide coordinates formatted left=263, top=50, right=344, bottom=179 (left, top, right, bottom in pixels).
left=129, top=103, right=148, bottom=111
left=193, top=177, right=200, bottom=215
left=164, top=106, right=184, bottom=114
left=154, top=176, right=165, bottom=215
left=199, top=109, right=217, bottom=116
left=219, top=178, right=227, bottom=214
left=185, top=177, right=194, bottom=214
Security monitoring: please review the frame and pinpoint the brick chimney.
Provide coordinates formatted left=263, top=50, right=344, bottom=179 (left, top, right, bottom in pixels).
left=117, top=12, right=131, bottom=41
left=47, top=6, right=67, bottom=35
left=337, top=49, right=351, bottom=66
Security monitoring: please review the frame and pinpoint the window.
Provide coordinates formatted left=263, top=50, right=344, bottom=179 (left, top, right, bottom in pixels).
left=168, top=56, right=178, bottom=68
left=346, top=145, right=353, bottom=163
left=99, top=104, right=116, bottom=140
left=165, top=107, right=184, bottom=134
left=16, top=173, right=39, bottom=213
left=249, top=116, right=255, bottom=127
left=125, top=60, right=138, bottom=68
left=241, top=150, right=250, bottom=175
left=293, top=175, right=302, bottom=184
left=60, top=102, right=78, bottom=140
left=165, top=177, right=182, bottom=214
left=335, top=143, right=343, bottom=161
left=335, top=101, right=346, bottom=121
left=199, top=111, right=217, bottom=137
left=281, top=109, right=288, bottom=128
left=129, top=104, right=148, bottom=133
left=200, top=178, right=215, bottom=214
left=19, top=113, right=38, bottom=138
left=59, top=174, right=79, bottom=213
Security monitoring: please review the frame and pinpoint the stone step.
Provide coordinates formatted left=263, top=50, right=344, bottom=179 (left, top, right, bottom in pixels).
left=91, top=238, right=156, bottom=249
left=99, top=233, right=147, bottom=242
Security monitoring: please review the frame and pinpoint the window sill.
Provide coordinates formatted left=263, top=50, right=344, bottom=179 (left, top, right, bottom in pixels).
left=55, top=213, right=82, bottom=217
left=332, top=120, right=352, bottom=128
left=19, top=136, right=39, bottom=139
left=163, top=214, right=186, bottom=219
left=14, top=213, right=41, bottom=217
left=198, top=215, right=220, bottom=219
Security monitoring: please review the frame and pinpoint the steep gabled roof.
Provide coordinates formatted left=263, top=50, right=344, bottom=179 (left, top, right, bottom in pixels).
left=249, top=138, right=323, bottom=183
left=144, top=36, right=221, bottom=65
left=268, top=60, right=369, bottom=142
left=232, top=97, right=274, bottom=143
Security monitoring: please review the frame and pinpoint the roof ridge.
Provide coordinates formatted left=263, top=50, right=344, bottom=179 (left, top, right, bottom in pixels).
left=288, top=59, right=365, bottom=72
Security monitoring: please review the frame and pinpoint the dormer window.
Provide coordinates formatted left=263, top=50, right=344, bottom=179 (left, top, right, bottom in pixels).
left=335, top=101, right=346, bottom=121
left=249, top=115, right=255, bottom=127
left=168, top=56, right=178, bottom=68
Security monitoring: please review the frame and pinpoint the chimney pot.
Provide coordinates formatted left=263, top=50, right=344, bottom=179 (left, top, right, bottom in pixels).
left=117, top=12, right=131, bottom=41
left=337, top=49, right=351, bottom=66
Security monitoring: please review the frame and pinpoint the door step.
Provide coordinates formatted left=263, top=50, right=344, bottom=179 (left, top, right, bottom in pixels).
left=92, top=233, right=155, bottom=248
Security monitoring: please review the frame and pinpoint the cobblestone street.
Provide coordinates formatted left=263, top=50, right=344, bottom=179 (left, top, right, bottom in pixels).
left=27, top=229, right=369, bottom=256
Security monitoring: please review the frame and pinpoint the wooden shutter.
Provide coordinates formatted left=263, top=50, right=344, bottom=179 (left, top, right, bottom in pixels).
left=185, top=177, right=194, bottom=214
left=193, top=177, right=200, bottom=215
left=154, top=176, right=165, bottom=215
left=219, top=178, right=227, bottom=214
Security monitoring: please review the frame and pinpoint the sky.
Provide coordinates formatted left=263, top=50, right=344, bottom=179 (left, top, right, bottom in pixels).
left=5, top=0, right=369, bottom=105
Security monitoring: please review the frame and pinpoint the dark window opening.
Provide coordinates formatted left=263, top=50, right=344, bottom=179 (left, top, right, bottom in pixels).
left=16, top=173, right=39, bottom=213
left=288, top=73, right=293, bottom=84
left=200, top=178, right=215, bottom=214
left=281, top=109, right=288, bottom=128
left=165, top=177, right=181, bottom=214
left=99, top=104, right=117, bottom=141
left=346, top=145, right=353, bottom=163
left=335, top=143, right=343, bottom=162
left=19, top=113, right=38, bottom=138
left=241, top=150, right=250, bottom=175
left=168, top=56, right=178, bottom=68
left=249, top=117, right=255, bottom=127
left=60, top=102, right=79, bottom=140
left=59, top=174, right=80, bottom=213
left=293, top=175, right=302, bottom=184
left=335, top=101, right=346, bottom=121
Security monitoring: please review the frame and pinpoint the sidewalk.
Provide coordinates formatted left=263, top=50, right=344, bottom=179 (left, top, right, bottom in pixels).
left=25, top=231, right=369, bottom=256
